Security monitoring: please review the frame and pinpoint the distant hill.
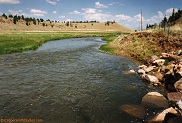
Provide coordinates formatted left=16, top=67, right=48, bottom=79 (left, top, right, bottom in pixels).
left=0, top=16, right=133, bottom=33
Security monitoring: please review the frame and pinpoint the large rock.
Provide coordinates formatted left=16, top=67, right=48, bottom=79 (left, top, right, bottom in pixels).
left=174, top=78, right=182, bottom=93
left=141, top=92, right=169, bottom=108
left=148, top=107, right=178, bottom=123
left=148, top=55, right=159, bottom=63
left=138, top=69, right=145, bottom=75
left=119, top=104, right=146, bottom=119
left=153, top=59, right=165, bottom=66
left=142, top=74, right=160, bottom=84
left=143, top=66, right=155, bottom=73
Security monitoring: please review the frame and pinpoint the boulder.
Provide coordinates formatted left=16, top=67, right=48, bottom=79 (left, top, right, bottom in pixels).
left=143, top=66, right=155, bottom=73
left=142, top=74, right=160, bottom=84
left=138, top=69, right=145, bottom=75
left=174, top=78, right=182, bottom=93
left=141, top=92, right=169, bottom=108
left=177, top=98, right=182, bottom=110
left=154, top=72, right=164, bottom=82
left=119, top=104, right=146, bottom=119
left=161, top=53, right=181, bottom=61
left=148, top=55, right=159, bottom=64
left=148, top=107, right=178, bottom=123
left=153, top=59, right=165, bottom=66
left=123, top=70, right=135, bottom=74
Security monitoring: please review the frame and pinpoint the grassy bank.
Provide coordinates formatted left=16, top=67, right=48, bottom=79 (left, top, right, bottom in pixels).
left=103, top=31, right=182, bottom=62
left=99, top=33, right=122, bottom=54
left=0, top=32, right=120, bottom=54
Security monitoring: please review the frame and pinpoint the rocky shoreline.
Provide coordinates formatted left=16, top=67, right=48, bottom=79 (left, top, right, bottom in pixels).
left=114, top=32, right=182, bottom=123
left=121, top=50, right=182, bottom=122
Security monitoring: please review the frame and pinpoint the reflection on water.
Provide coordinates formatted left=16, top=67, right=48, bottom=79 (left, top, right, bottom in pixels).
left=0, top=37, right=151, bottom=123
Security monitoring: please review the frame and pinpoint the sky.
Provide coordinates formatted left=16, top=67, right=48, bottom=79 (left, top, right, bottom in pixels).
left=0, top=0, right=181, bottom=30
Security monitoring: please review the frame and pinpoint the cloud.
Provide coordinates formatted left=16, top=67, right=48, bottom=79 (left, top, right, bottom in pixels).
left=46, top=0, right=58, bottom=5
left=108, top=2, right=124, bottom=6
left=8, top=10, right=22, bottom=15
left=95, top=2, right=108, bottom=8
left=165, top=8, right=178, bottom=17
left=69, top=11, right=81, bottom=15
left=59, top=16, right=66, bottom=19
left=115, top=14, right=132, bottom=21
left=0, top=0, right=20, bottom=4
left=30, top=9, right=47, bottom=16
left=82, top=8, right=112, bottom=22
left=53, top=11, right=57, bottom=14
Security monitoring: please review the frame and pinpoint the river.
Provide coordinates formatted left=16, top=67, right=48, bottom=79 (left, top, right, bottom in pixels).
left=0, top=37, right=157, bottom=123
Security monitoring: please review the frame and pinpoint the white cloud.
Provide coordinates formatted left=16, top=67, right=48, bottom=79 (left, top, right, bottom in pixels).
left=82, top=8, right=112, bottom=22
left=53, top=11, right=57, bottom=14
left=69, top=10, right=81, bottom=15
left=115, top=14, right=132, bottom=21
left=8, top=10, right=22, bottom=15
left=95, top=2, right=108, bottom=8
left=46, top=0, right=58, bottom=5
left=165, top=8, right=178, bottom=17
left=30, top=9, right=47, bottom=16
left=82, top=8, right=98, bottom=14
left=108, top=2, right=124, bottom=6
left=59, top=16, right=66, bottom=19
left=0, top=0, right=20, bottom=4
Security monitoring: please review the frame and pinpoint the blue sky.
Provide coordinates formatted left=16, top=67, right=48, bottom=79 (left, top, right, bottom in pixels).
left=0, top=0, right=181, bottom=29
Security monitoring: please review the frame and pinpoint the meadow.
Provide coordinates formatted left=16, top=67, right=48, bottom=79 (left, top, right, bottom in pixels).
left=0, top=32, right=120, bottom=54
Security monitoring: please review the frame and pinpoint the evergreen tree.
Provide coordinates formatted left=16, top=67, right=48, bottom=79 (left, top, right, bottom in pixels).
left=21, top=15, right=24, bottom=20
left=9, top=14, right=13, bottom=18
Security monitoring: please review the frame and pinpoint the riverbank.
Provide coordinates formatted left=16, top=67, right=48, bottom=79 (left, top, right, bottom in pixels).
left=107, top=31, right=182, bottom=63
left=101, top=31, right=182, bottom=122
left=0, top=31, right=121, bottom=55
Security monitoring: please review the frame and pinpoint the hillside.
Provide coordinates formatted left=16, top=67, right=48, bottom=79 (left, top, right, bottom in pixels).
left=0, top=16, right=133, bottom=33
left=170, top=16, right=182, bottom=30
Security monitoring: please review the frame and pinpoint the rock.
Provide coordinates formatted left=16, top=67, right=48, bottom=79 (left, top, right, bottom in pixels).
left=177, top=50, right=182, bottom=56
left=148, top=55, right=159, bottom=64
left=143, top=66, right=155, bottom=73
left=141, top=92, right=169, bottom=108
left=138, top=64, right=147, bottom=69
left=177, top=98, right=182, bottom=110
left=161, top=53, right=181, bottom=61
left=143, top=74, right=160, bottom=84
left=153, top=59, right=165, bottom=66
left=138, top=69, right=145, bottom=75
left=154, top=72, right=164, bottom=82
left=163, top=64, right=175, bottom=73
left=119, top=104, right=146, bottom=119
left=123, top=70, right=135, bottom=74
left=175, top=64, right=182, bottom=76
left=174, top=78, right=182, bottom=93
left=148, top=107, right=178, bottom=123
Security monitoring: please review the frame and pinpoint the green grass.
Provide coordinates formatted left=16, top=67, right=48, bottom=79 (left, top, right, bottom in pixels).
left=99, top=32, right=121, bottom=53
left=0, top=32, right=119, bottom=54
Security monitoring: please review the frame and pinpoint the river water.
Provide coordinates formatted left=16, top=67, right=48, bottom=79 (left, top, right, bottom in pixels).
left=0, top=37, right=156, bottom=123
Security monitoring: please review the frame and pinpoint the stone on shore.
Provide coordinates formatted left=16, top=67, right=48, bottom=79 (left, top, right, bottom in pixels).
left=119, top=104, right=146, bottom=119
left=138, top=69, right=145, bottom=75
left=148, top=107, right=178, bottom=123
left=153, top=59, right=165, bottom=66
left=174, top=78, right=182, bottom=93
left=142, top=74, right=160, bottom=84
left=141, top=92, right=169, bottom=108
left=143, top=66, right=155, bottom=73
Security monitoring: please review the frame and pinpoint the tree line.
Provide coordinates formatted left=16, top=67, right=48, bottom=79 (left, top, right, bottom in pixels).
left=146, top=8, right=182, bottom=30
left=1, top=13, right=46, bottom=26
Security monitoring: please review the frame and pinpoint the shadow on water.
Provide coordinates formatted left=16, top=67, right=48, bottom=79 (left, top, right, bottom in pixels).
left=0, top=37, right=160, bottom=123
